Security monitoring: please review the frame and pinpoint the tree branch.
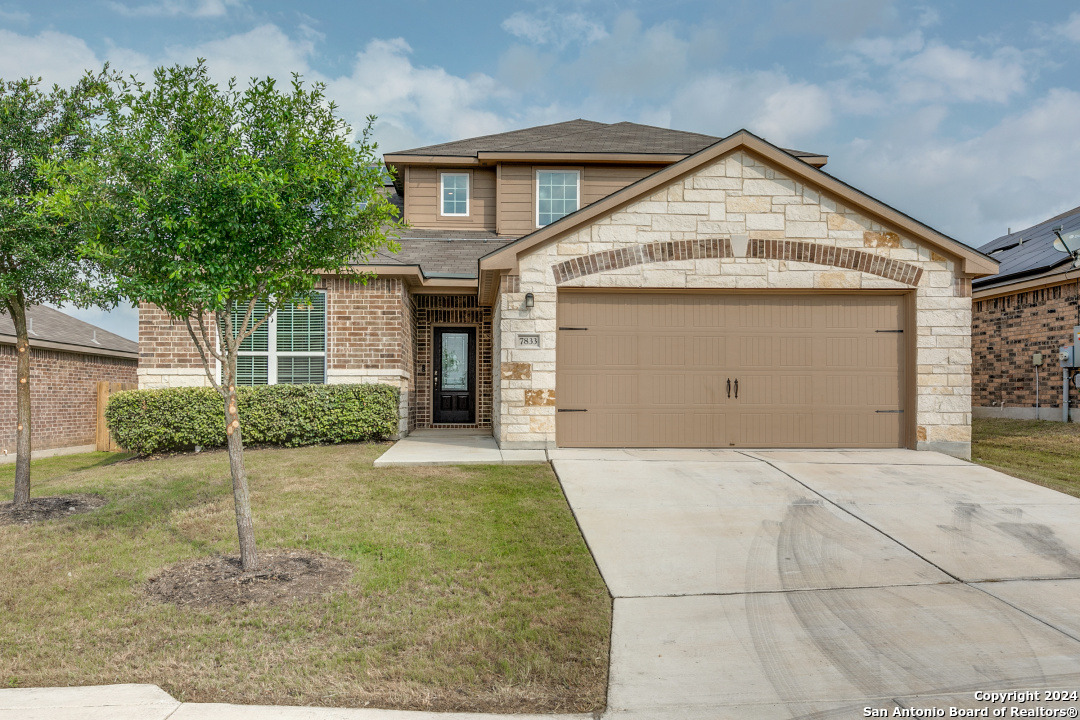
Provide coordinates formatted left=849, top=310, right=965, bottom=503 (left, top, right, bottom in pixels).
left=183, top=315, right=221, bottom=391
left=196, top=312, right=224, bottom=363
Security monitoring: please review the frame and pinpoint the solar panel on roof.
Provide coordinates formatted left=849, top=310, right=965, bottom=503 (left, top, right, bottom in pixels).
left=974, top=205, right=1080, bottom=287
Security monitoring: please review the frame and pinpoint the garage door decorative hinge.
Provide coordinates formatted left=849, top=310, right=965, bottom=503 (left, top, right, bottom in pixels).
left=558, top=327, right=589, bottom=331
left=557, top=408, right=588, bottom=412
left=875, top=409, right=904, bottom=413
left=875, top=329, right=904, bottom=333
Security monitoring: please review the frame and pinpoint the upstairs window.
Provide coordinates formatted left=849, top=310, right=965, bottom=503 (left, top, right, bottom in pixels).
left=440, top=172, right=469, bottom=216
left=229, top=292, right=326, bottom=386
left=537, top=170, right=579, bottom=227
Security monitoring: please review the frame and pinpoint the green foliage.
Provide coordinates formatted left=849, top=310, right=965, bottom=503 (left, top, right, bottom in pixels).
left=105, top=384, right=400, bottom=455
left=0, top=72, right=116, bottom=312
left=42, top=61, right=399, bottom=333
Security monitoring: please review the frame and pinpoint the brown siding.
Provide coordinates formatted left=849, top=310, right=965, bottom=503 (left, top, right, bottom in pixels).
left=973, top=282, right=1079, bottom=408
left=497, top=163, right=659, bottom=236
left=581, top=165, right=658, bottom=205
left=0, top=345, right=137, bottom=452
left=404, top=167, right=497, bottom=231
left=414, top=295, right=492, bottom=429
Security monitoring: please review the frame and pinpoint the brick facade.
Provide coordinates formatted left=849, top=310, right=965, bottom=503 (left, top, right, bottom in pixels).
left=137, top=303, right=209, bottom=387
left=0, top=345, right=137, bottom=453
left=414, top=294, right=493, bottom=429
left=973, top=281, right=1080, bottom=409
left=138, top=277, right=419, bottom=436
left=496, top=149, right=974, bottom=458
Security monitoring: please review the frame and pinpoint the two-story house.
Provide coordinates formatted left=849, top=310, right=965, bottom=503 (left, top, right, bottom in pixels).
left=139, top=120, right=996, bottom=459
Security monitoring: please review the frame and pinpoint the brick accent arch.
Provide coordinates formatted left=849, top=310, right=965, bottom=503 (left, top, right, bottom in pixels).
left=551, top=237, right=923, bottom=286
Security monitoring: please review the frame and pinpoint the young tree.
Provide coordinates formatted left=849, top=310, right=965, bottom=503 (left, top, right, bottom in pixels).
left=45, top=62, right=400, bottom=570
left=0, top=74, right=113, bottom=506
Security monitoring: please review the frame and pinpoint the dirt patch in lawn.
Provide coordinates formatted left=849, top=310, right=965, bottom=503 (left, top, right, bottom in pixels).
left=0, top=494, right=107, bottom=525
left=147, top=550, right=353, bottom=607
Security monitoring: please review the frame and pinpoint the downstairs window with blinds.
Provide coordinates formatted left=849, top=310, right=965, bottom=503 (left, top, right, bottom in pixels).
left=228, top=292, right=326, bottom=385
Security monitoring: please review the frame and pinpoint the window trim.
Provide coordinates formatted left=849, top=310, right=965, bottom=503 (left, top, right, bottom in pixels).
left=535, top=168, right=581, bottom=228
left=231, top=290, right=327, bottom=385
left=440, top=171, right=470, bottom=217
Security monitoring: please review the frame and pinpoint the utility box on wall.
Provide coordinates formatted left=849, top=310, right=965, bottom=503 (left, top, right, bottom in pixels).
left=1061, top=326, right=1080, bottom=369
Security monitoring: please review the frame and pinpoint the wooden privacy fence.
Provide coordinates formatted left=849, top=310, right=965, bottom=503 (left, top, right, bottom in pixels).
left=96, top=381, right=136, bottom=451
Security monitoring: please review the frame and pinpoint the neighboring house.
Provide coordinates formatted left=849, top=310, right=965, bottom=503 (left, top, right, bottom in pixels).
left=0, top=305, right=138, bottom=458
left=139, top=120, right=996, bottom=459
left=972, top=205, right=1080, bottom=419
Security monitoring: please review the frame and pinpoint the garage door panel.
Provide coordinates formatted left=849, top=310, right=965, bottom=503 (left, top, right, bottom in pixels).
left=556, top=292, right=906, bottom=448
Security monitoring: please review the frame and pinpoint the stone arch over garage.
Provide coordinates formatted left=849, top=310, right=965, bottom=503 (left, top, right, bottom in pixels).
left=551, top=237, right=924, bottom=287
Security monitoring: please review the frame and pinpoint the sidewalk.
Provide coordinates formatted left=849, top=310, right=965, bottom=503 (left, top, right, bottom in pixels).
left=372, top=429, right=547, bottom=467
left=0, top=684, right=595, bottom=720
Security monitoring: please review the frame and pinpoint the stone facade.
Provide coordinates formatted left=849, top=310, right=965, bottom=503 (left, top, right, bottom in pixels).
left=973, top=282, right=1079, bottom=412
left=495, top=150, right=973, bottom=458
left=0, top=345, right=137, bottom=454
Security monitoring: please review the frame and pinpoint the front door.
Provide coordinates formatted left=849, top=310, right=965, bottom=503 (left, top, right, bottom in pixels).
left=433, top=327, right=476, bottom=424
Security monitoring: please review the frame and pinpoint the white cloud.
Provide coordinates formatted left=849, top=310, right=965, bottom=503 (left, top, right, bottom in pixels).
left=668, top=71, right=833, bottom=146
left=0, top=29, right=101, bottom=86
left=1060, top=12, right=1080, bottom=42
left=325, top=38, right=513, bottom=151
left=0, top=5, right=29, bottom=23
left=162, top=24, right=316, bottom=83
left=571, top=13, right=690, bottom=98
left=502, top=11, right=607, bottom=49
left=915, top=6, right=940, bottom=28
left=107, top=0, right=244, bottom=18
left=842, top=88, right=1080, bottom=245
left=849, top=30, right=925, bottom=66
left=771, top=0, right=896, bottom=41
left=894, top=43, right=1027, bottom=104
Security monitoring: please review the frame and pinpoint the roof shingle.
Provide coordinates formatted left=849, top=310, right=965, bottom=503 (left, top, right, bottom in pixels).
left=0, top=304, right=138, bottom=356
left=389, top=120, right=823, bottom=160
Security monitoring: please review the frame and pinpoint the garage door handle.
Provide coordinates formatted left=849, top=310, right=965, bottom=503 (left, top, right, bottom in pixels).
left=726, top=378, right=731, bottom=398
left=557, top=408, right=588, bottom=413
left=734, top=378, right=738, bottom=399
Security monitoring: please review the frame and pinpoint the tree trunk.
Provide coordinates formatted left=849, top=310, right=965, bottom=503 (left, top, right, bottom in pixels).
left=9, top=294, right=31, bottom=506
left=223, top=383, right=257, bottom=571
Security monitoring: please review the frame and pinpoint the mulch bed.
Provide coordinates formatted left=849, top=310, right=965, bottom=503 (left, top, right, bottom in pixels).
left=146, top=550, right=353, bottom=607
left=0, top=494, right=107, bottom=525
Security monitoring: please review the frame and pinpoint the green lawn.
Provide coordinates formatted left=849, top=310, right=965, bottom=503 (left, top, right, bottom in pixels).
left=972, top=417, right=1080, bottom=498
left=0, top=445, right=611, bottom=713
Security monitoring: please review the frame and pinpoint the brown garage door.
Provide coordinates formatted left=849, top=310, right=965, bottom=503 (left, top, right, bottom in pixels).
left=556, top=292, right=907, bottom=448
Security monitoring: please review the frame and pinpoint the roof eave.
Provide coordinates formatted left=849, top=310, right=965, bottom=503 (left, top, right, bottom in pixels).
left=354, top=264, right=479, bottom=290
left=479, top=129, right=998, bottom=279
left=0, top=334, right=139, bottom=359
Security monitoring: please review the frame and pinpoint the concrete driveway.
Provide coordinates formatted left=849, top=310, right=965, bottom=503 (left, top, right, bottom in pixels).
left=552, top=448, right=1080, bottom=719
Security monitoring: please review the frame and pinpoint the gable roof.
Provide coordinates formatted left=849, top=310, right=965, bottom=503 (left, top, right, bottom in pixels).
left=385, top=119, right=827, bottom=165
left=973, top=204, right=1080, bottom=291
left=478, top=129, right=997, bottom=303
left=0, top=304, right=138, bottom=358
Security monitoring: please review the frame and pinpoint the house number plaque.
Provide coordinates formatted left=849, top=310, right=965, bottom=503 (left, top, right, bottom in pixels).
left=517, top=334, right=541, bottom=348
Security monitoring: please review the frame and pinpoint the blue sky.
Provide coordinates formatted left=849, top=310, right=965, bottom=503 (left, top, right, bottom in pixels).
left=2, top=0, right=1079, bottom=340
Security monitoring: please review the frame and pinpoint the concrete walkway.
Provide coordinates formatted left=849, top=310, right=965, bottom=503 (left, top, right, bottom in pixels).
left=373, top=429, right=546, bottom=467
left=0, top=684, right=593, bottom=719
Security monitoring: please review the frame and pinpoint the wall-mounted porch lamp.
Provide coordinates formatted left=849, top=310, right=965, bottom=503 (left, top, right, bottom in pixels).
left=524, top=292, right=534, bottom=309
left=1053, top=226, right=1080, bottom=268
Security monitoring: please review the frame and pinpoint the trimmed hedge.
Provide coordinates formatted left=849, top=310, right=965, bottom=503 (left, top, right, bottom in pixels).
left=105, top=383, right=400, bottom=455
